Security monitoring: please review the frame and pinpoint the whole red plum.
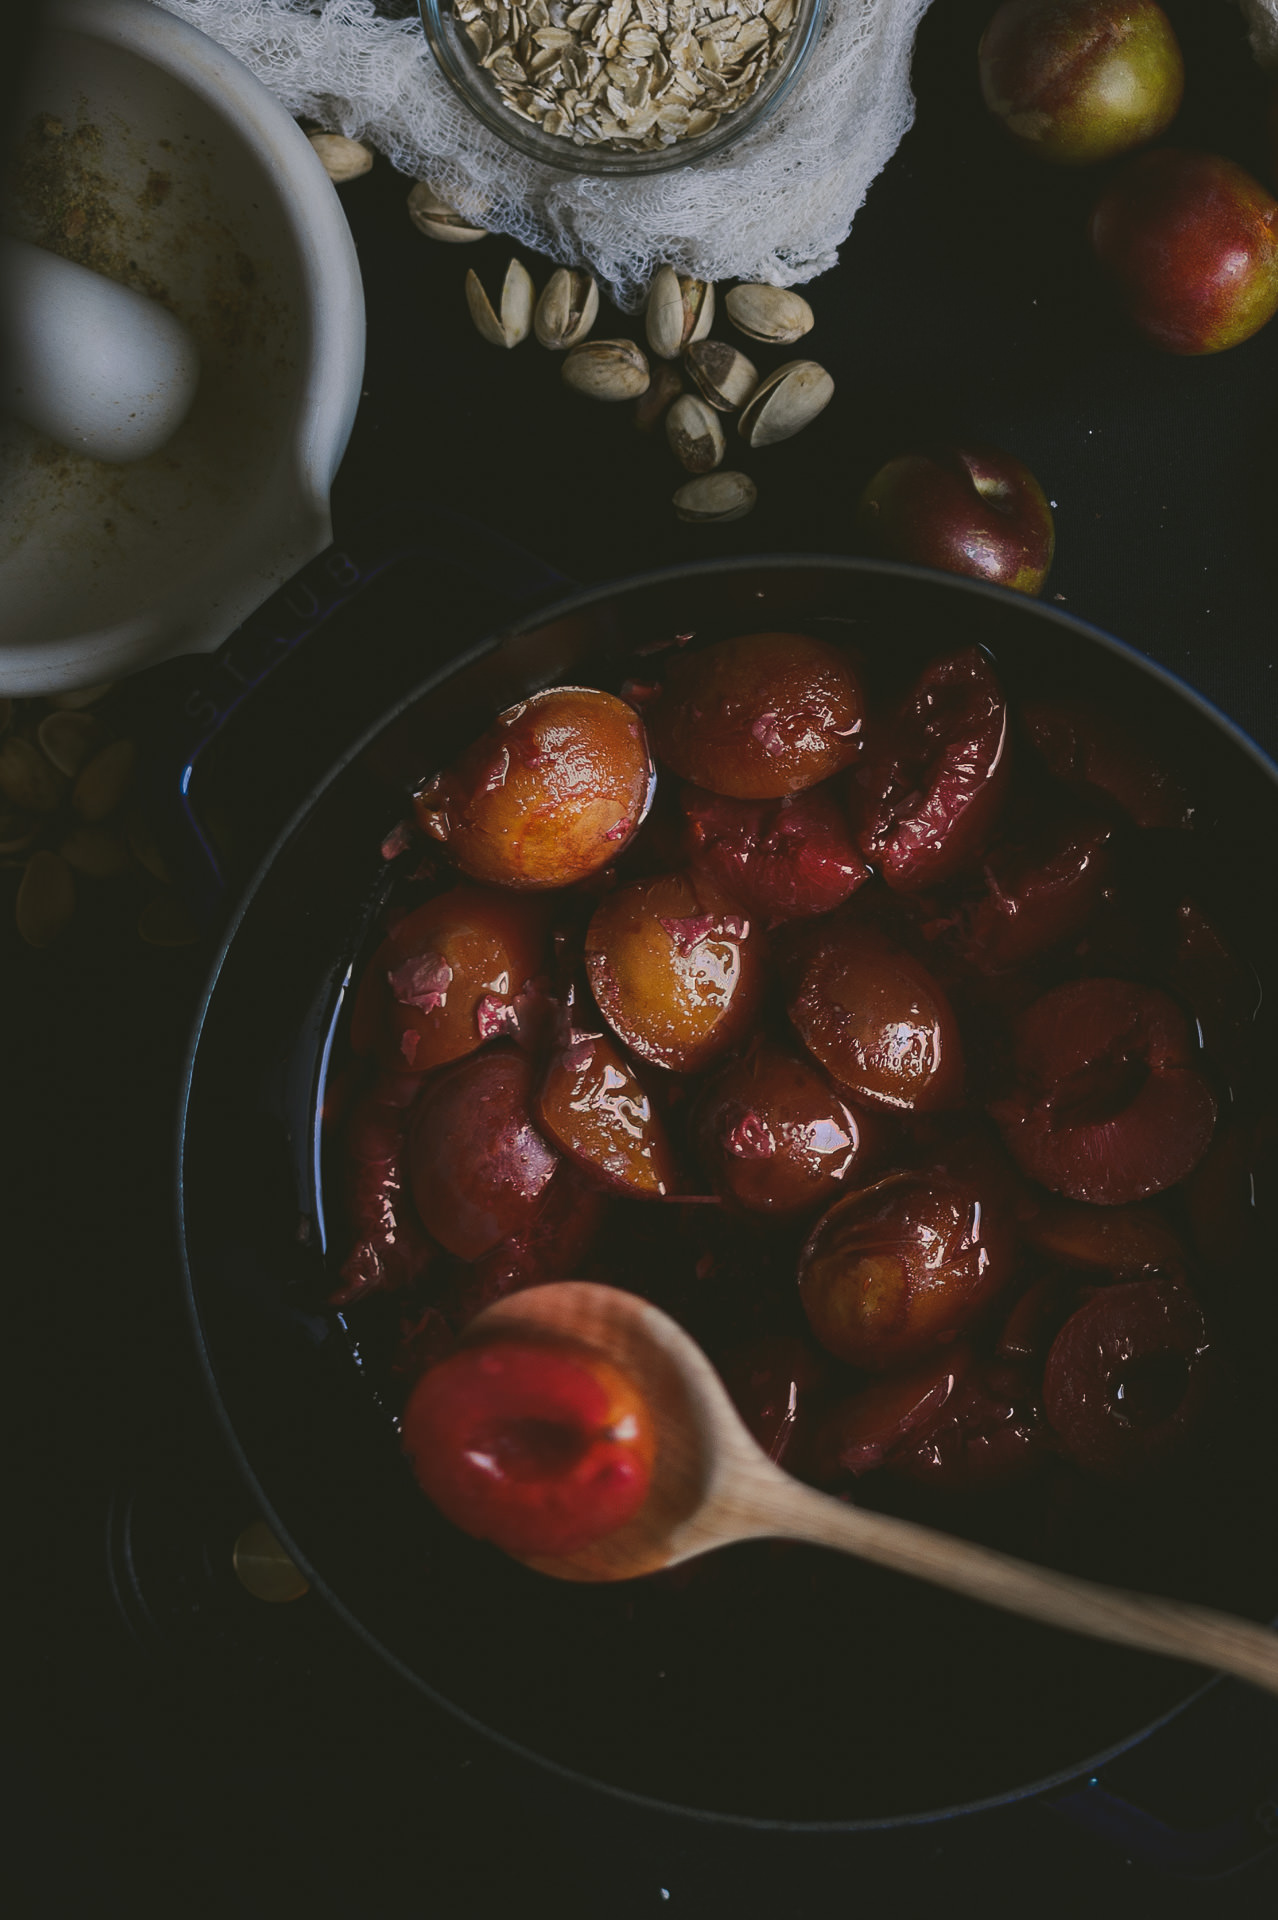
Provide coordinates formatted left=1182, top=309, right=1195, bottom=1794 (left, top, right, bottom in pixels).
left=979, top=0, right=1184, bottom=166
left=1090, top=149, right=1278, bottom=354
left=855, top=444, right=1054, bottom=595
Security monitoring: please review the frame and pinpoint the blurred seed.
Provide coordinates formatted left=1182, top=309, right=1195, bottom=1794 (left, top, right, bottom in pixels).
left=60, top=823, right=130, bottom=879
left=37, top=710, right=103, bottom=778
left=16, top=850, right=74, bottom=947
left=307, top=131, right=374, bottom=182
left=73, top=739, right=136, bottom=822
left=126, top=806, right=170, bottom=883
left=0, top=735, right=66, bottom=812
left=51, top=682, right=113, bottom=711
left=138, top=890, right=200, bottom=946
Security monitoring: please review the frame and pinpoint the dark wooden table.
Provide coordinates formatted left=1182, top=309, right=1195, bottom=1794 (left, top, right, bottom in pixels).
left=10, top=1, right=1278, bottom=1913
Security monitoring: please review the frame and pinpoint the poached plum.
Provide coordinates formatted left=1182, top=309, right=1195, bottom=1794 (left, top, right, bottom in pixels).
left=585, top=870, right=765, bottom=1072
left=330, top=616, right=1266, bottom=1583
left=351, top=884, right=549, bottom=1074
left=415, top=687, right=656, bottom=889
left=992, top=977, right=1217, bottom=1204
left=681, top=781, right=869, bottom=922
left=797, top=1170, right=1015, bottom=1370
left=852, top=647, right=1010, bottom=892
left=692, top=1038, right=874, bottom=1215
left=402, top=1336, right=655, bottom=1556
left=406, top=1046, right=559, bottom=1260
left=788, top=924, right=965, bottom=1113
left=1042, top=1277, right=1214, bottom=1478
left=646, top=631, right=864, bottom=799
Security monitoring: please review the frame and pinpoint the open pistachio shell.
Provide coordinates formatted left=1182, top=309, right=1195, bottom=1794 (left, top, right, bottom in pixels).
left=535, top=269, right=600, bottom=350
left=738, top=360, right=835, bottom=447
left=466, top=258, right=535, bottom=347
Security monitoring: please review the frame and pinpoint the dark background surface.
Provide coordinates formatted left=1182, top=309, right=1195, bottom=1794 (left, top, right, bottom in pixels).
left=7, top=0, right=1278, bottom=1914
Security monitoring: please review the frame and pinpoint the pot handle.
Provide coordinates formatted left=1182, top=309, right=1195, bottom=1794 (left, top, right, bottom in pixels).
left=145, top=508, right=573, bottom=921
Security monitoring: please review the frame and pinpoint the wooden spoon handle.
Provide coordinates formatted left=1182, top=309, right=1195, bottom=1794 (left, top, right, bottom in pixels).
left=743, top=1475, right=1278, bottom=1694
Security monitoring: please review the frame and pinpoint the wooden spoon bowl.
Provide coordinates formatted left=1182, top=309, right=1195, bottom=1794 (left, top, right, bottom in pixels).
left=469, top=1281, right=1278, bottom=1695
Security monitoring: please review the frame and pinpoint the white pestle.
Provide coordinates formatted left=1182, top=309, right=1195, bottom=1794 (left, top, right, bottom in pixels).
left=1, top=235, right=200, bottom=463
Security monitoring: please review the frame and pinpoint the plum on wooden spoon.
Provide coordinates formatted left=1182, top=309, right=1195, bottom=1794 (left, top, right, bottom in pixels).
left=444, top=1282, right=1278, bottom=1694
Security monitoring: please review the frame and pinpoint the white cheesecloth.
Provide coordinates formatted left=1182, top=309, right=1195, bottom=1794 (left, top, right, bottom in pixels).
left=154, top=0, right=1278, bottom=312
left=153, top=0, right=934, bottom=308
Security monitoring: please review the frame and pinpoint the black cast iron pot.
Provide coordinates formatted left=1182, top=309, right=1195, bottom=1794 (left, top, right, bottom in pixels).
left=176, top=549, right=1278, bottom=1830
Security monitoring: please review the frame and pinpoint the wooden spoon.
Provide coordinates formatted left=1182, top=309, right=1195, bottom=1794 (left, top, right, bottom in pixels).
left=469, top=1281, right=1278, bottom=1696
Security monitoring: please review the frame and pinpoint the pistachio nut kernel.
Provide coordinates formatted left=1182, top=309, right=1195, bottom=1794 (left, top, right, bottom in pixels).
left=562, top=339, right=650, bottom=401
left=739, top=360, right=835, bottom=448
left=307, top=132, right=374, bottom=183
left=407, top=181, right=488, bottom=242
left=535, top=268, right=600, bottom=350
left=685, top=339, right=758, bottom=413
left=724, top=283, right=815, bottom=345
left=673, top=470, right=758, bottom=523
left=466, top=258, right=535, bottom=347
left=665, top=393, right=726, bottom=473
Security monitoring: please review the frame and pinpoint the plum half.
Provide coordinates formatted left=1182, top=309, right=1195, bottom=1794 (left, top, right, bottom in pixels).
left=402, top=1337, right=655, bottom=1556
left=992, top=977, right=1217, bottom=1205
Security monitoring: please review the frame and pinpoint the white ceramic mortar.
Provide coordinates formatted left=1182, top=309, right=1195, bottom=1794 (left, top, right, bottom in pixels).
left=0, top=0, right=366, bottom=694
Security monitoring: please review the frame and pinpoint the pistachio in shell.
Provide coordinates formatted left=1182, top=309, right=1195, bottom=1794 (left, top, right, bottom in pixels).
left=16, top=849, right=74, bottom=948
left=665, top=393, right=726, bottom=474
left=466, top=258, right=535, bottom=347
left=739, top=360, right=835, bottom=448
left=685, top=339, right=758, bottom=413
left=535, top=268, right=600, bottom=350
left=645, top=267, right=715, bottom=360
left=407, top=182, right=487, bottom=242
left=0, top=735, right=66, bottom=812
left=562, top=339, right=650, bottom=401
left=634, top=360, right=683, bottom=433
left=307, top=132, right=374, bottom=183
left=673, top=471, right=758, bottom=523
left=724, top=283, right=815, bottom=345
